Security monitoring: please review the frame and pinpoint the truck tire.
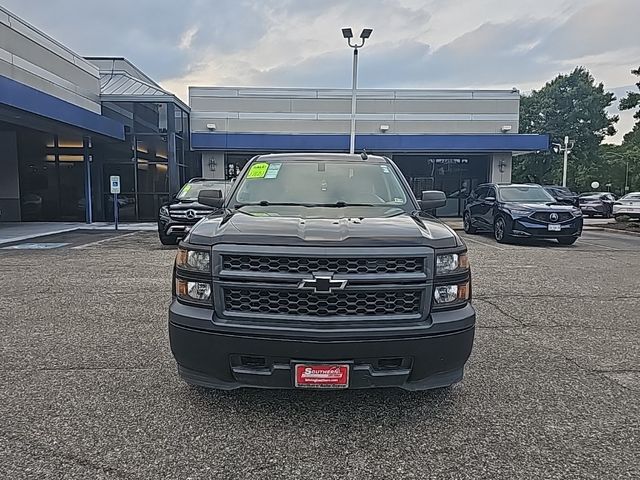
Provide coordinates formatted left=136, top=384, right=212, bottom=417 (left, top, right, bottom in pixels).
left=159, top=231, right=179, bottom=246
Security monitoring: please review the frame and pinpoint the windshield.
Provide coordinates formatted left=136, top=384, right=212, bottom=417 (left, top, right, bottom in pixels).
left=547, top=187, right=573, bottom=195
left=621, top=193, right=640, bottom=200
left=498, top=185, right=555, bottom=203
left=176, top=181, right=230, bottom=201
left=230, top=160, right=410, bottom=215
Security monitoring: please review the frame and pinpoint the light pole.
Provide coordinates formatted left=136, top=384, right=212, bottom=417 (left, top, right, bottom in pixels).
left=625, top=159, right=630, bottom=193
left=342, top=27, right=373, bottom=154
left=551, top=136, right=574, bottom=187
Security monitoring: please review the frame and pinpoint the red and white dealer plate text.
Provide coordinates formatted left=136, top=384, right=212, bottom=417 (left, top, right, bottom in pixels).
left=294, top=364, right=349, bottom=388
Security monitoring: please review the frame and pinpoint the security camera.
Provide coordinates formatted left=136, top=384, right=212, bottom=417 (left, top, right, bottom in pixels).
left=500, top=125, right=512, bottom=133
left=206, top=123, right=217, bottom=131
left=379, top=124, right=390, bottom=132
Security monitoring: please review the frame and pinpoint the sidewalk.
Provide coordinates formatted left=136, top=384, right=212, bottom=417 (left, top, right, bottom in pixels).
left=0, top=222, right=156, bottom=245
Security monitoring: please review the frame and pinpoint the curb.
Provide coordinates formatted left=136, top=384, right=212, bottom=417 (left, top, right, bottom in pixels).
left=584, top=226, right=640, bottom=237
left=0, top=223, right=157, bottom=246
left=0, top=226, right=81, bottom=246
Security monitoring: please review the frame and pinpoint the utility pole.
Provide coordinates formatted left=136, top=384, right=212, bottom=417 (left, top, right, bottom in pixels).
left=562, top=136, right=569, bottom=187
left=625, top=159, right=630, bottom=193
left=552, top=136, right=574, bottom=187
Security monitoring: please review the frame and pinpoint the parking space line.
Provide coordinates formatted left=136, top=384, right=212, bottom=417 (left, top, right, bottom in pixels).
left=71, top=231, right=139, bottom=250
left=576, top=239, right=620, bottom=251
left=459, top=235, right=506, bottom=251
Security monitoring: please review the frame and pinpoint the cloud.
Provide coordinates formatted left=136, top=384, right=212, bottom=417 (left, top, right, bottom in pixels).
left=2, top=0, right=639, bottom=137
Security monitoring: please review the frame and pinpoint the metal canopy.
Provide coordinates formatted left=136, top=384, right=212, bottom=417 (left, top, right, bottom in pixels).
left=98, top=71, right=189, bottom=111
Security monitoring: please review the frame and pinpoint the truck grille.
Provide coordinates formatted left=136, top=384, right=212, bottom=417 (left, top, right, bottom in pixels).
left=222, top=255, right=424, bottom=274
left=223, top=288, right=422, bottom=317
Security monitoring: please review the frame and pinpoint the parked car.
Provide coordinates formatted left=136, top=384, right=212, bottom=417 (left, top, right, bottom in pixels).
left=543, top=185, right=579, bottom=207
left=158, top=178, right=231, bottom=245
left=463, top=183, right=583, bottom=245
left=578, top=192, right=616, bottom=217
left=613, top=192, right=640, bottom=221
left=169, top=153, right=475, bottom=391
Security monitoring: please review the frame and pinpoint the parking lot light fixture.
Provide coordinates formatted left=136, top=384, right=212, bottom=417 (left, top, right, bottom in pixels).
left=341, top=28, right=353, bottom=39
left=342, top=27, right=373, bottom=154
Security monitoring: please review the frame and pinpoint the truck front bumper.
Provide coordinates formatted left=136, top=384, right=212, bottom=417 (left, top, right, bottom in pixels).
left=169, top=302, right=475, bottom=391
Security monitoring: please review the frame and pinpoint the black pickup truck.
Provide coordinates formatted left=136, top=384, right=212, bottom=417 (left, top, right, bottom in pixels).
left=169, top=153, right=475, bottom=390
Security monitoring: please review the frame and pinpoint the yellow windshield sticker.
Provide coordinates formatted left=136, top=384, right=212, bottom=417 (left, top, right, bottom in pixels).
left=181, top=184, right=192, bottom=193
left=247, top=162, right=269, bottom=179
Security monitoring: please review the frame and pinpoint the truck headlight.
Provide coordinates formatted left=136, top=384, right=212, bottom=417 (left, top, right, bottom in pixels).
left=176, top=278, right=211, bottom=303
left=176, top=248, right=210, bottom=272
left=434, top=282, right=470, bottom=304
left=436, top=253, right=469, bottom=275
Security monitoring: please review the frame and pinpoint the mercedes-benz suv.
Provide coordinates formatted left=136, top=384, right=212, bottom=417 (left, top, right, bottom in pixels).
left=169, top=153, right=475, bottom=390
left=158, top=179, right=230, bottom=245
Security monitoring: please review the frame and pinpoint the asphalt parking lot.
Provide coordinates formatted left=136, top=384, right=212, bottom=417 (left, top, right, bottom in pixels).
left=1, top=229, right=639, bottom=479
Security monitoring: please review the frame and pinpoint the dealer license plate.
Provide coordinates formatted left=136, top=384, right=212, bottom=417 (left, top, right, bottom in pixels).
left=548, top=224, right=561, bottom=232
left=294, top=364, right=349, bottom=388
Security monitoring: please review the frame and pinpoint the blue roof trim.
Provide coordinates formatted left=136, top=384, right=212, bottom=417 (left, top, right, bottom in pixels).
left=0, top=75, right=125, bottom=140
left=191, top=132, right=549, bottom=152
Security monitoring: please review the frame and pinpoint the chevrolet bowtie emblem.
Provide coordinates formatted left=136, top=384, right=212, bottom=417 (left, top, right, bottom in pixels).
left=298, top=273, right=347, bottom=294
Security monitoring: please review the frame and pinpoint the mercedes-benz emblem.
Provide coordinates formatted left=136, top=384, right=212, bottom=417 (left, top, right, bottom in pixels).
left=549, top=212, right=559, bottom=222
left=185, top=209, right=196, bottom=219
left=298, top=273, right=347, bottom=294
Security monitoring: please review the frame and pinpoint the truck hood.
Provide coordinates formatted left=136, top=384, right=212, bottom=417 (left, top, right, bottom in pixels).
left=187, top=211, right=460, bottom=248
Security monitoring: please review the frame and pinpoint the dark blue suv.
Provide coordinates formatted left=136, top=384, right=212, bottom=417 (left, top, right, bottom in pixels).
left=463, top=183, right=583, bottom=245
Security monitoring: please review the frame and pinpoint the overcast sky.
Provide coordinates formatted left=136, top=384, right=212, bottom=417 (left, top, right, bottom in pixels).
left=3, top=0, right=639, bottom=142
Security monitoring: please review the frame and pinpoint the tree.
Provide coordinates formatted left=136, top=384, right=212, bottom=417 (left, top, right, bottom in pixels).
left=619, top=66, right=640, bottom=146
left=513, top=67, right=618, bottom=191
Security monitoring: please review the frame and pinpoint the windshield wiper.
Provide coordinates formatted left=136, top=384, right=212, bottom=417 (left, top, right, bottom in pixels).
left=234, top=201, right=317, bottom=209
left=321, top=201, right=377, bottom=207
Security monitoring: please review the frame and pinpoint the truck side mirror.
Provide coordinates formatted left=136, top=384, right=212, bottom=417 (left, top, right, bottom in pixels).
left=198, top=189, right=224, bottom=208
left=419, top=190, right=447, bottom=211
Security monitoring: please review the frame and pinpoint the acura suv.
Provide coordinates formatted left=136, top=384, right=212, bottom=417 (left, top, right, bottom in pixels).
left=169, top=153, right=476, bottom=391
left=463, top=183, right=583, bottom=245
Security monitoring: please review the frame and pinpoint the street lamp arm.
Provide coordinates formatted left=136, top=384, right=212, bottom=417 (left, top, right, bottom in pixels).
left=347, top=38, right=366, bottom=49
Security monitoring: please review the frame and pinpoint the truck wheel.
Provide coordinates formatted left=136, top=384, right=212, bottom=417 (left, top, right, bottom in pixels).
left=494, top=216, right=510, bottom=243
left=463, top=212, right=477, bottom=234
left=159, top=231, right=179, bottom=246
left=557, top=237, right=577, bottom=246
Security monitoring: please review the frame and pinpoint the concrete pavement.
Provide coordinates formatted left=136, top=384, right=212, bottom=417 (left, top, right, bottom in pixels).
left=0, top=230, right=638, bottom=478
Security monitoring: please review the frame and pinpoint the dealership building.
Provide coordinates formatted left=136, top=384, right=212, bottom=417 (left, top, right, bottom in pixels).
left=0, top=5, right=548, bottom=222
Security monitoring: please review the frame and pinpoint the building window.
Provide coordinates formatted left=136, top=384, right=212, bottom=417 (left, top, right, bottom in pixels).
left=18, top=131, right=88, bottom=221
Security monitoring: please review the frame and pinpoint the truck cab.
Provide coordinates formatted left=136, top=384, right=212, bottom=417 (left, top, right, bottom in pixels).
left=169, top=153, right=475, bottom=390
